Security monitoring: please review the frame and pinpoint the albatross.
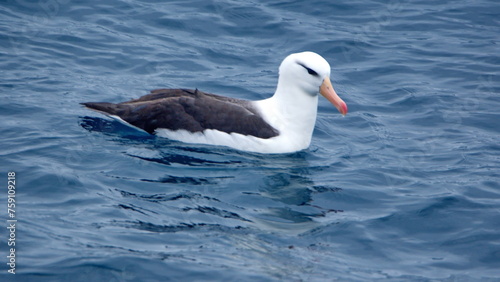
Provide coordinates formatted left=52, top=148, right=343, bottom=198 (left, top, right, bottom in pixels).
left=81, top=51, right=348, bottom=154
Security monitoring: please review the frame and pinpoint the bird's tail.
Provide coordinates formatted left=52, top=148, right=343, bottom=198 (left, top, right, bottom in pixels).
left=80, top=102, right=119, bottom=116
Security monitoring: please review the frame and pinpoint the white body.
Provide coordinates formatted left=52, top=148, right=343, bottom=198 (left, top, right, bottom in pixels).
left=155, top=95, right=319, bottom=154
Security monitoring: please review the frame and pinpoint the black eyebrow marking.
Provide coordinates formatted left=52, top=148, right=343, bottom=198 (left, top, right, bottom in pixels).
left=297, top=62, right=319, bottom=76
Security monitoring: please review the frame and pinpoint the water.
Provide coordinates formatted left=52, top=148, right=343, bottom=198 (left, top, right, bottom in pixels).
left=1, top=0, right=499, bottom=280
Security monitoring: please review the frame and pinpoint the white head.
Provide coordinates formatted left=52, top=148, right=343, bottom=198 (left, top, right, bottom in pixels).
left=277, top=51, right=348, bottom=115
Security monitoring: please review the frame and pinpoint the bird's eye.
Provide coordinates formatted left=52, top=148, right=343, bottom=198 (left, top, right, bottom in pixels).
left=298, top=63, right=319, bottom=76
left=306, top=67, right=318, bottom=76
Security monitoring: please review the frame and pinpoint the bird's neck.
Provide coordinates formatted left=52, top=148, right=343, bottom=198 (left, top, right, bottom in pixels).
left=274, top=81, right=318, bottom=118
left=257, top=83, right=319, bottom=138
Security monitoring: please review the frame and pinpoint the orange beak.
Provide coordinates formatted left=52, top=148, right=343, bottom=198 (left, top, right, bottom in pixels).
left=319, top=77, right=348, bottom=116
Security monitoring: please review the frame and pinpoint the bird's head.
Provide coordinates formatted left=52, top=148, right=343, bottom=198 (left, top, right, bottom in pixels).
left=278, top=51, right=348, bottom=116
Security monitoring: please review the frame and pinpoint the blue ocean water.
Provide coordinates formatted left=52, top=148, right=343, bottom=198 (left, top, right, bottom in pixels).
left=1, top=0, right=499, bottom=280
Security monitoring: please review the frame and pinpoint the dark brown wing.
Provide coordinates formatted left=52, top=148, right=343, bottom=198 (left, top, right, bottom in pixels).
left=122, top=89, right=196, bottom=104
left=124, top=89, right=252, bottom=107
left=81, top=89, right=279, bottom=138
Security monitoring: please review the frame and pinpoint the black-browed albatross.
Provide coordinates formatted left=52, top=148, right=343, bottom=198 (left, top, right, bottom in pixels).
left=81, top=51, right=348, bottom=154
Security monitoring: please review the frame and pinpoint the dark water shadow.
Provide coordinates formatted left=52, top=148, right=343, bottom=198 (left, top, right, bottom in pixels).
left=80, top=116, right=154, bottom=140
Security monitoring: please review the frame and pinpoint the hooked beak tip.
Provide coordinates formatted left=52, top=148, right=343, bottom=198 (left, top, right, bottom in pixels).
left=319, top=77, right=348, bottom=116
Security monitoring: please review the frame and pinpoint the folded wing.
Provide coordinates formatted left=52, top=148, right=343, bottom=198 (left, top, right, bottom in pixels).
left=81, top=89, right=279, bottom=138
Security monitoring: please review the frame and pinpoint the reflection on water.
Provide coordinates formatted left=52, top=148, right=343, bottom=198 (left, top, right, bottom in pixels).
left=82, top=115, right=343, bottom=234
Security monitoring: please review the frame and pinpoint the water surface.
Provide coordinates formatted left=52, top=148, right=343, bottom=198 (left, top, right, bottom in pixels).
left=1, top=0, right=499, bottom=280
